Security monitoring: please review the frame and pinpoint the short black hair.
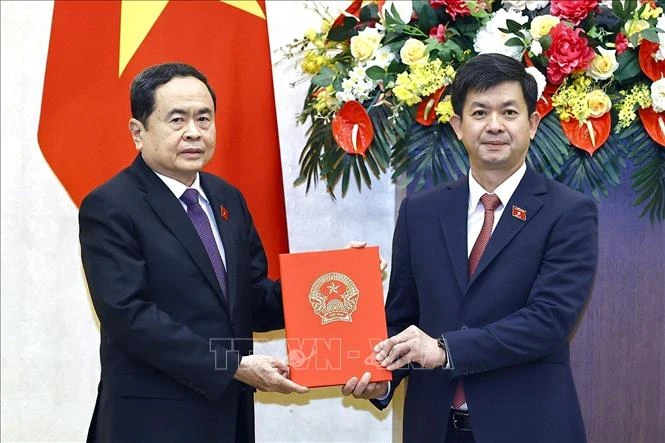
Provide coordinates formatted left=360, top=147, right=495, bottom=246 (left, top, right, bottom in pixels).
left=449, top=53, right=538, bottom=116
left=130, top=62, right=216, bottom=126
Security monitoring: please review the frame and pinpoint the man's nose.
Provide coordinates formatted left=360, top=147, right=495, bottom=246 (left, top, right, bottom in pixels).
left=183, top=120, right=202, bottom=139
left=485, top=113, right=505, bottom=132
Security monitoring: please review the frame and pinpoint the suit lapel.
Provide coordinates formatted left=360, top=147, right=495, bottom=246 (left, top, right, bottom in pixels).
left=201, top=175, right=238, bottom=312
left=131, top=156, right=229, bottom=311
left=438, top=177, right=470, bottom=295
left=469, top=168, right=546, bottom=284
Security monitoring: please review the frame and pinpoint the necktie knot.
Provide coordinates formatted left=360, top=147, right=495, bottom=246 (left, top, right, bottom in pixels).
left=180, top=188, right=200, bottom=207
left=480, top=193, right=501, bottom=212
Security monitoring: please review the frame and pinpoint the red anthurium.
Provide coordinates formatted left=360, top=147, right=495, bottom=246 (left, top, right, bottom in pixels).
left=536, top=93, right=554, bottom=118
left=639, top=40, right=665, bottom=82
left=332, top=101, right=374, bottom=156
left=638, top=106, right=665, bottom=147
left=561, top=113, right=611, bottom=155
left=416, top=87, right=446, bottom=126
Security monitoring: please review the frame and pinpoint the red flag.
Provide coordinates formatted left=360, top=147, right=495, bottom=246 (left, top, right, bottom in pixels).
left=38, top=0, right=288, bottom=278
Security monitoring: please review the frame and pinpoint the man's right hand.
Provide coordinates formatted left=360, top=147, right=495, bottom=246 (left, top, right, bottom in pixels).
left=341, top=372, right=389, bottom=399
left=233, top=355, right=308, bottom=394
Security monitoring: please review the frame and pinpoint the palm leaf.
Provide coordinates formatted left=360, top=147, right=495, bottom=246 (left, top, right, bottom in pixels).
left=621, top=122, right=665, bottom=222
left=558, top=132, right=626, bottom=201
left=528, top=113, right=571, bottom=178
left=392, top=121, right=469, bottom=192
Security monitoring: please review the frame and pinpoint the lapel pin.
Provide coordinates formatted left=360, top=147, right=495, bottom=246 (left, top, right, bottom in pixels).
left=512, top=205, right=527, bottom=221
left=220, top=206, right=229, bottom=221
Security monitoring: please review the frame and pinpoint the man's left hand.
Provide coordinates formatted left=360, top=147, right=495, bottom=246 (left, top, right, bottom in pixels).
left=374, top=325, right=446, bottom=370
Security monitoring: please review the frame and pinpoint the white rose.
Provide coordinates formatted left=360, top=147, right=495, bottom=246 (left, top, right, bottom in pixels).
left=530, top=15, right=560, bottom=40
left=400, top=38, right=428, bottom=65
left=350, top=27, right=383, bottom=61
left=651, top=78, right=665, bottom=112
left=587, top=47, right=620, bottom=81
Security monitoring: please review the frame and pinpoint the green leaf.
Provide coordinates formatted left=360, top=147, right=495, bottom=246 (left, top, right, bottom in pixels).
left=505, top=19, right=524, bottom=34
left=614, top=50, right=641, bottom=83
left=311, top=66, right=334, bottom=87
left=359, top=3, right=379, bottom=22
left=611, top=0, right=625, bottom=19
left=505, top=37, right=524, bottom=48
left=417, top=4, right=438, bottom=33
left=640, top=28, right=660, bottom=44
left=366, top=66, right=387, bottom=81
left=327, top=17, right=358, bottom=42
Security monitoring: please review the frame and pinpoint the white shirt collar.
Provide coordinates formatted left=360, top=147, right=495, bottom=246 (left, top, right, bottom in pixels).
left=152, top=171, right=209, bottom=204
left=468, top=163, right=526, bottom=212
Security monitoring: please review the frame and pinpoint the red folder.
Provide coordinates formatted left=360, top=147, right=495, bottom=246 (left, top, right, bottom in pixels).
left=279, top=247, right=392, bottom=388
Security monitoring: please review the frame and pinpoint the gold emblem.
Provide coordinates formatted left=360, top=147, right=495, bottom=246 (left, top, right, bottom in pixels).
left=309, top=272, right=359, bottom=325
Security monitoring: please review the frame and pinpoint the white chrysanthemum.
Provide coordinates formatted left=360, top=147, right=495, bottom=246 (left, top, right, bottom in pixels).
left=474, top=9, right=529, bottom=60
left=337, top=66, right=376, bottom=103
left=525, top=66, right=546, bottom=99
left=656, top=14, right=665, bottom=61
left=651, top=78, right=665, bottom=112
left=502, top=0, right=548, bottom=11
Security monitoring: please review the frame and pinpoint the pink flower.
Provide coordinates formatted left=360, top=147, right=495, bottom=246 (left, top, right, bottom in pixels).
left=544, top=23, right=596, bottom=85
left=615, top=32, right=629, bottom=55
left=429, top=24, right=447, bottom=43
left=550, top=0, right=598, bottom=26
left=429, top=0, right=486, bottom=20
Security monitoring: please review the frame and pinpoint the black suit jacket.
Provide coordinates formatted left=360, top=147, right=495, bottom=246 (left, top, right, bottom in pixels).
left=80, top=155, right=283, bottom=443
left=375, top=169, right=598, bottom=443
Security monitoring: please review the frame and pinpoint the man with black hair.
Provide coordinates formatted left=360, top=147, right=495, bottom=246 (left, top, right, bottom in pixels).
left=80, top=62, right=307, bottom=443
left=343, top=53, right=598, bottom=443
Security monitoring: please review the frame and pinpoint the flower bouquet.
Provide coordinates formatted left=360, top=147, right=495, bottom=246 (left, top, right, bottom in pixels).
left=282, top=0, right=665, bottom=221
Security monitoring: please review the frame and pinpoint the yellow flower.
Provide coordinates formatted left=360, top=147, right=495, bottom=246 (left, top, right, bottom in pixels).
left=624, top=19, right=650, bottom=38
left=350, top=27, right=383, bottom=61
left=586, top=90, right=612, bottom=118
left=400, top=38, right=428, bottom=66
left=587, top=48, right=619, bottom=81
left=530, top=15, right=560, bottom=40
left=640, top=3, right=663, bottom=20
left=436, top=97, right=454, bottom=124
left=304, top=29, right=317, bottom=41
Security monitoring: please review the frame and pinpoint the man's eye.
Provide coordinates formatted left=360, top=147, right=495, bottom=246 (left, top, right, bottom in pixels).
left=170, top=117, right=184, bottom=123
left=198, top=116, right=210, bottom=122
left=472, top=110, right=486, bottom=117
left=505, top=110, right=518, bottom=116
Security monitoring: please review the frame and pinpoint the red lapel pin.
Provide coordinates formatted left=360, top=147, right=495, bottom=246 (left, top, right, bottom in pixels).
left=512, top=205, right=526, bottom=221
left=220, top=206, right=229, bottom=221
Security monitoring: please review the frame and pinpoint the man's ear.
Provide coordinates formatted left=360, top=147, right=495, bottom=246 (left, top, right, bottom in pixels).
left=449, top=114, right=463, bottom=140
left=129, top=118, right=145, bottom=151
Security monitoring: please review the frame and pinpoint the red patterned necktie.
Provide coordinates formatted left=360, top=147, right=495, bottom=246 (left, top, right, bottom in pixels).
left=452, top=192, right=502, bottom=409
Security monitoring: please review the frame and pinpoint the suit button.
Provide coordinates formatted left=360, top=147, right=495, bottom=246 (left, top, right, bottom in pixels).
left=461, top=325, right=468, bottom=330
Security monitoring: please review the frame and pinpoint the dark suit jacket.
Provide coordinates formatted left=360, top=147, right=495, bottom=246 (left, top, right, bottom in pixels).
left=375, top=168, right=598, bottom=443
left=80, top=155, right=283, bottom=443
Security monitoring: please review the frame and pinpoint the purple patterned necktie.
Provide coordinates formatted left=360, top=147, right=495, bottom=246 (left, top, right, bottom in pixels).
left=180, top=188, right=227, bottom=299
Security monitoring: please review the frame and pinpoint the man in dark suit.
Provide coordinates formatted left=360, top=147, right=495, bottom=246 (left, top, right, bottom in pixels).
left=342, top=53, right=598, bottom=442
left=79, top=63, right=308, bottom=443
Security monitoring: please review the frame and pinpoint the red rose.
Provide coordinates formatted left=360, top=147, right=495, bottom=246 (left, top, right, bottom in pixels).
left=615, top=32, right=629, bottom=55
left=430, top=0, right=485, bottom=20
left=550, top=0, right=598, bottom=26
left=429, top=24, right=447, bottom=43
left=544, top=23, right=596, bottom=85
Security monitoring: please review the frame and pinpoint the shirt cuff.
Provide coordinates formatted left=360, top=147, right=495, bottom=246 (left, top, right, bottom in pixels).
left=375, top=381, right=391, bottom=402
